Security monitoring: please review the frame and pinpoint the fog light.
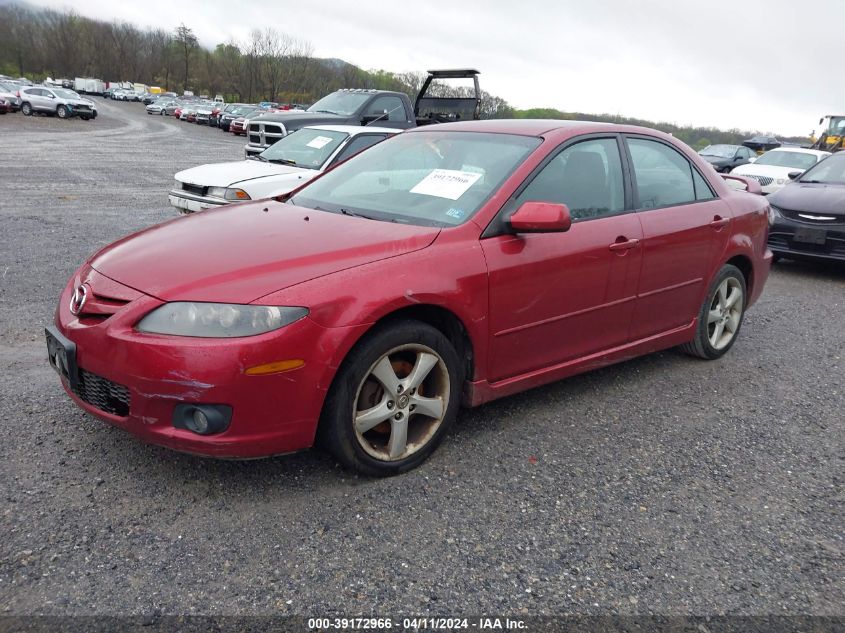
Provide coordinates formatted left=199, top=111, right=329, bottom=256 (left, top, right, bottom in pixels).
left=173, top=404, right=232, bottom=435
left=189, top=409, right=209, bottom=434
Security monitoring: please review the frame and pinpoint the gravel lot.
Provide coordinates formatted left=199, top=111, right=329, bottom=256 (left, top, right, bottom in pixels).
left=0, top=100, right=842, bottom=620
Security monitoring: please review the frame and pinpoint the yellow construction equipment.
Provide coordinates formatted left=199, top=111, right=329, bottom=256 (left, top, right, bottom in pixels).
left=810, top=115, right=845, bottom=152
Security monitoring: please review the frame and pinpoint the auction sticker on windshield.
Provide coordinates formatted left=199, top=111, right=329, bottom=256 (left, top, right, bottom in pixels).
left=306, top=136, right=334, bottom=149
left=410, top=169, right=483, bottom=200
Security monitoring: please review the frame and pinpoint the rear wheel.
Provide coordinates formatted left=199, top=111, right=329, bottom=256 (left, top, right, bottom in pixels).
left=318, top=321, right=463, bottom=476
left=681, top=264, right=746, bottom=360
left=56, top=105, right=68, bottom=119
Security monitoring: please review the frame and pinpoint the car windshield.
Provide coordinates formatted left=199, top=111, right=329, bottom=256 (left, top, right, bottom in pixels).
left=799, top=155, right=845, bottom=184
left=290, top=131, right=542, bottom=227
left=754, top=150, right=818, bottom=170
left=259, top=128, right=349, bottom=170
left=700, top=145, right=737, bottom=158
left=307, top=92, right=372, bottom=116
left=53, top=89, right=80, bottom=99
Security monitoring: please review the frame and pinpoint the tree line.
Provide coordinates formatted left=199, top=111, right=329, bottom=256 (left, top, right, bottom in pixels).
left=0, top=3, right=805, bottom=144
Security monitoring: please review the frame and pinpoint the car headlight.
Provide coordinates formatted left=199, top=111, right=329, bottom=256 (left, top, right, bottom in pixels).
left=776, top=178, right=786, bottom=185
left=768, top=205, right=782, bottom=226
left=207, top=186, right=251, bottom=201
left=136, top=303, right=308, bottom=337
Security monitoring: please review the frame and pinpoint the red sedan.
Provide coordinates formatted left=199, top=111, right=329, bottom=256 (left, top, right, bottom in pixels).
left=47, top=120, right=772, bottom=476
left=230, top=117, right=247, bottom=135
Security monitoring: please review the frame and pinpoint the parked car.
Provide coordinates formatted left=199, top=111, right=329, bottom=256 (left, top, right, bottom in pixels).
left=210, top=103, right=246, bottom=127
left=19, top=86, right=97, bottom=119
left=47, top=120, right=771, bottom=475
left=169, top=125, right=399, bottom=213
left=742, top=135, right=782, bottom=153
left=730, top=147, right=830, bottom=194
left=146, top=100, right=174, bottom=115
left=698, top=144, right=756, bottom=173
left=245, top=69, right=481, bottom=156
left=230, top=116, right=249, bottom=135
left=220, top=105, right=259, bottom=132
left=0, top=82, right=21, bottom=111
left=194, top=103, right=214, bottom=125
left=767, top=152, right=845, bottom=262
left=0, top=95, right=14, bottom=114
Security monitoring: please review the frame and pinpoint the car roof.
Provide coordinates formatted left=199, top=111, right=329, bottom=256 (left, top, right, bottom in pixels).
left=403, top=118, right=678, bottom=140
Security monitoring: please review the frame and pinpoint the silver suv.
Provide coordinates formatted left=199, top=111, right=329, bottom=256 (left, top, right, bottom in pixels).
left=19, top=86, right=98, bottom=120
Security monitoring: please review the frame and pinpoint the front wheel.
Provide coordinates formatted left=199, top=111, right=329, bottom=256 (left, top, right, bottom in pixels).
left=681, top=264, right=746, bottom=360
left=318, top=321, right=463, bottom=476
left=56, top=105, right=68, bottom=119
left=21, top=102, right=32, bottom=116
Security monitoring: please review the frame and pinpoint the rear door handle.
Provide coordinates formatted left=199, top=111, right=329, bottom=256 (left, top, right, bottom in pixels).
left=709, top=216, right=731, bottom=229
left=608, top=238, right=640, bottom=251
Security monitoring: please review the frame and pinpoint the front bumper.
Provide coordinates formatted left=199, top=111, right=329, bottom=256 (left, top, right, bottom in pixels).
left=768, top=211, right=845, bottom=261
left=244, top=143, right=265, bottom=158
left=50, top=272, right=363, bottom=458
left=168, top=190, right=228, bottom=213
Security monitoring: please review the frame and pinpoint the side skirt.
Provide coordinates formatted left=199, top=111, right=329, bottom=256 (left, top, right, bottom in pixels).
left=462, top=320, right=697, bottom=407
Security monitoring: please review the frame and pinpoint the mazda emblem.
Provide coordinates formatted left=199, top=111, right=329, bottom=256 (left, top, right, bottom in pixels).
left=69, top=284, right=88, bottom=315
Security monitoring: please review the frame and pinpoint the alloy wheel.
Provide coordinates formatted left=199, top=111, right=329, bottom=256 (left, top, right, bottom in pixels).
left=352, top=344, right=450, bottom=462
left=707, top=277, right=743, bottom=350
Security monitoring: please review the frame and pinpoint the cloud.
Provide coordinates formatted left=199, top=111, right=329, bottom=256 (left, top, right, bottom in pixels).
left=24, top=0, right=842, bottom=135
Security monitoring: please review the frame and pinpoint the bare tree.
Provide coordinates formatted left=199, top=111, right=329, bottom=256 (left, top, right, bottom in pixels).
left=174, top=23, right=197, bottom=91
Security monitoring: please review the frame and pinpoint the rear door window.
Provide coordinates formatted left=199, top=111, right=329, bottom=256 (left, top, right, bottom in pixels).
left=627, top=138, right=697, bottom=209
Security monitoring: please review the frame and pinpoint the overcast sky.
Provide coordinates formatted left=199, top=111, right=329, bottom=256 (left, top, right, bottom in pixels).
left=24, top=0, right=844, bottom=136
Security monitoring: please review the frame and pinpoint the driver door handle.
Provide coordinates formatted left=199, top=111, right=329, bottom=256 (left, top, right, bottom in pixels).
left=709, top=216, right=731, bottom=229
left=608, top=238, right=640, bottom=252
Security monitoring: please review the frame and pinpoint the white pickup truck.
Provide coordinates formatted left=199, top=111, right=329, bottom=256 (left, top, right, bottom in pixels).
left=169, top=125, right=399, bottom=213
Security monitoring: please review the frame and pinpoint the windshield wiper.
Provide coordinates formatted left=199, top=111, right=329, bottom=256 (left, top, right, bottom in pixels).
left=266, top=158, right=297, bottom=166
left=311, top=109, right=341, bottom=115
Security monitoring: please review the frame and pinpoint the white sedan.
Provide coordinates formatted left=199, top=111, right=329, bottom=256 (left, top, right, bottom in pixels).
left=169, top=125, right=399, bottom=213
left=731, top=147, right=830, bottom=194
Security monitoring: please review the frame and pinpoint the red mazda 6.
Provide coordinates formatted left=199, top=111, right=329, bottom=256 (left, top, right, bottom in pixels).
left=47, top=120, right=772, bottom=475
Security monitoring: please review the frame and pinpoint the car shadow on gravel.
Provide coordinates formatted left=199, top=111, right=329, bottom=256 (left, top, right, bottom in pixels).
left=72, top=348, right=690, bottom=492
left=771, top=257, right=845, bottom=280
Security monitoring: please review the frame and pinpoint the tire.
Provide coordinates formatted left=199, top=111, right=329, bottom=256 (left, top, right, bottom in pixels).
left=680, top=264, right=747, bottom=360
left=318, top=320, right=463, bottom=476
left=56, top=105, right=68, bottom=119
left=21, top=102, right=32, bottom=116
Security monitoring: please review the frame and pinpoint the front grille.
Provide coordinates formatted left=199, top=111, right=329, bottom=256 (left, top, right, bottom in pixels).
left=249, top=133, right=261, bottom=144
left=181, top=183, right=207, bottom=196
left=780, top=208, right=844, bottom=225
left=264, top=124, right=283, bottom=136
left=72, top=368, right=130, bottom=417
left=74, top=105, right=92, bottom=112
left=746, top=175, right=774, bottom=186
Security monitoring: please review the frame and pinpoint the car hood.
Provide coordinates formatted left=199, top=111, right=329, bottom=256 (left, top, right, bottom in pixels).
left=769, top=182, right=845, bottom=216
left=176, top=161, right=309, bottom=187
left=731, top=163, right=798, bottom=179
left=89, top=200, right=440, bottom=303
left=253, top=112, right=345, bottom=128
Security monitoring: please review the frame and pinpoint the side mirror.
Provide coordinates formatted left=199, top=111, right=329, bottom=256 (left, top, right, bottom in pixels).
left=721, top=173, right=762, bottom=195
left=787, top=171, right=802, bottom=180
left=509, top=201, right=572, bottom=233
